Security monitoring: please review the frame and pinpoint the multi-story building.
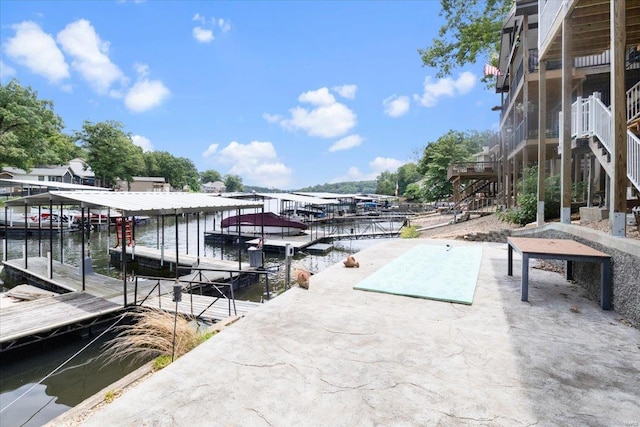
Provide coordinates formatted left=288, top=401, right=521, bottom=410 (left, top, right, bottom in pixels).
left=450, top=0, right=640, bottom=238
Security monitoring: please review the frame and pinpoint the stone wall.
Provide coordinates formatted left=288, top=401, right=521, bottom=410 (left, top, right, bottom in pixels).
left=512, top=223, right=640, bottom=328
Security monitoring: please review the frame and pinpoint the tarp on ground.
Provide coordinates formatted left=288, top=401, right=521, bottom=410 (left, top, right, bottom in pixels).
left=353, top=244, right=482, bottom=305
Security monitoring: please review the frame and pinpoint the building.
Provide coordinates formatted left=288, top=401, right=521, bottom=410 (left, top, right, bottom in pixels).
left=116, top=177, right=171, bottom=192
left=448, top=0, right=640, bottom=237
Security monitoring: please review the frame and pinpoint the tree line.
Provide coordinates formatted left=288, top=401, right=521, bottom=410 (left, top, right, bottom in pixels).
left=2, top=79, right=495, bottom=200
left=0, top=79, right=241, bottom=192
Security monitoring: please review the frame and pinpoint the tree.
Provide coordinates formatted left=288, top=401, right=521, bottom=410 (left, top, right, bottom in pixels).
left=417, top=130, right=487, bottom=201
left=0, top=79, right=69, bottom=170
left=224, top=174, right=243, bottom=192
left=76, top=121, right=145, bottom=188
left=143, top=151, right=200, bottom=191
left=418, top=0, right=511, bottom=79
left=375, top=171, right=397, bottom=196
left=200, top=169, right=222, bottom=184
left=403, top=183, right=424, bottom=202
left=396, top=163, right=422, bottom=195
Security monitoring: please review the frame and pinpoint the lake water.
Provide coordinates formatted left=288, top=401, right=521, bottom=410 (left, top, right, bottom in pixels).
left=0, top=216, right=393, bottom=426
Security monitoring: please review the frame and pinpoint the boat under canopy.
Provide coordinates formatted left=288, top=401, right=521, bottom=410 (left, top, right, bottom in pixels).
left=221, top=212, right=308, bottom=235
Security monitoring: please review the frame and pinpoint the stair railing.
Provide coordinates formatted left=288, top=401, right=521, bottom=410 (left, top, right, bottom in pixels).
left=571, top=92, right=640, bottom=192
left=627, top=80, right=640, bottom=124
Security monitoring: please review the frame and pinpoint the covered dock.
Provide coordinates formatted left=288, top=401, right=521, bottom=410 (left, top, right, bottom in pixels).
left=1, top=191, right=266, bottom=350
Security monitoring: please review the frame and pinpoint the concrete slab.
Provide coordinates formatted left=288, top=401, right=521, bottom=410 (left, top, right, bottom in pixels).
left=77, top=238, right=640, bottom=426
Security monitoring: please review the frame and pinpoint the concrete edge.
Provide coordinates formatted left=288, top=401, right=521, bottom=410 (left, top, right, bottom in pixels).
left=44, top=315, right=243, bottom=426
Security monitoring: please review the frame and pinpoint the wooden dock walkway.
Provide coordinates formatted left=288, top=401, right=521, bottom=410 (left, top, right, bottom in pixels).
left=0, top=292, right=123, bottom=351
left=109, top=245, right=252, bottom=279
left=1, top=257, right=265, bottom=351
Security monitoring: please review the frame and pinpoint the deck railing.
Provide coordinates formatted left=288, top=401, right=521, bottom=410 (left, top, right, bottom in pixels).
left=571, top=93, right=640, bottom=192
left=447, top=162, right=498, bottom=180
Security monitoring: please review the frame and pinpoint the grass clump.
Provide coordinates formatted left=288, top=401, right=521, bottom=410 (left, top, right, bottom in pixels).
left=400, top=225, right=420, bottom=239
left=104, top=389, right=122, bottom=403
left=103, top=308, right=211, bottom=368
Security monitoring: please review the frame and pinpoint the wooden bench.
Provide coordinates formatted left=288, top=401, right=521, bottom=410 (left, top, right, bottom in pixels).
left=507, top=237, right=612, bottom=310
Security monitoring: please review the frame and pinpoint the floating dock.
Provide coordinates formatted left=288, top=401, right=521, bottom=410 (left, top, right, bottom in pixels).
left=1, top=256, right=264, bottom=352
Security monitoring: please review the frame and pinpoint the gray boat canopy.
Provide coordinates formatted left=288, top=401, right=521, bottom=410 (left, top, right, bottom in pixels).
left=4, top=191, right=264, bottom=216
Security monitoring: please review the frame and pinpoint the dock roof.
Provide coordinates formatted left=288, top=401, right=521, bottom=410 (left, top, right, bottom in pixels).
left=0, top=178, right=110, bottom=191
left=254, top=192, right=339, bottom=205
left=5, top=191, right=264, bottom=216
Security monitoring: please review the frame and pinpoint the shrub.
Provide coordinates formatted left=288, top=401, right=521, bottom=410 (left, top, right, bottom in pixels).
left=497, top=166, right=561, bottom=226
left=400, top=225, right=420, bottom=239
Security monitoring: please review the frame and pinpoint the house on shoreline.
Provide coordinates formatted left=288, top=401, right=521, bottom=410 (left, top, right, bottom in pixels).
left=448, top=0, right=640, bottom=238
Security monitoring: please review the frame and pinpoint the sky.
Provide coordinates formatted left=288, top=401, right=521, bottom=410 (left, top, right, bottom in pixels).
left=0, top=0, right=500, bottom=190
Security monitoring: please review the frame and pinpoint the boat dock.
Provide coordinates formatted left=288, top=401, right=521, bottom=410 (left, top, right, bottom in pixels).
left=1, top=257, right=264, bottom=352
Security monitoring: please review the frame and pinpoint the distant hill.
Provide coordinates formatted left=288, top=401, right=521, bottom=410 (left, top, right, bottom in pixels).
left=244, top=181, right=377, bottom=195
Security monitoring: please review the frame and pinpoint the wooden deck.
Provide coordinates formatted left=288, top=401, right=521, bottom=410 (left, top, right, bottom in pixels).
left=1, top=257, right=265, bottom=351
left=109, top=245, right=252, bottom=279
left=0, top=292, right=122, bottom=351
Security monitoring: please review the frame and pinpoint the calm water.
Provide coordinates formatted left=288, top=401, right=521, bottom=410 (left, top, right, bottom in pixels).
left=0, top=216, right=392, bottom=426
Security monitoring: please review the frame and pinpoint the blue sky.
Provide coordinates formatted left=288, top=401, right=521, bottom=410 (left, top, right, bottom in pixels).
left=0, top=0, right=500, bottom=190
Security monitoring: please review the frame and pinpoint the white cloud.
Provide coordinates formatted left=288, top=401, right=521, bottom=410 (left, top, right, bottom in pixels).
left=0, top=60, right=17, bottom=80
left=330, top=166, right=376, bottom=183
left=218, top=18, right=231, bottom=33
left=5, top=21, right=69, bottom=83
left=331, top=158, right=405, bottom=183
left=298, top=87, right=335, bottom=106
left=131, top=135, right=153, bottom=152
left=193, top=13, right=204, bottom=24
left=383, top=95, right=410, bottom=118
left=333, top=84, right=357, bottom=99
left=262, top=113, right=282, bottom=123
left=133, top=63, right=149, bottom=78
left=124, top=78, right=170, bottom=113
left=329, top=134, right=363, bottom=152
left=57, top=19, right=125, bottom=95
left=207, top=140, right=292, bottom=188
left=202, top=143, right=219, bottom=158
left=413, top=71, right=477, bottom=107
left=193, top=27, right=214, bottom=43
left=369, top=157, right=405, bottom=173
left=270, top=87, right=357, bottom=138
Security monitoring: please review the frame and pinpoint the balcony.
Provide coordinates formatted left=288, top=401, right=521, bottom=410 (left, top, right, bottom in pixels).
left=447, top=162, right=498, bottom=181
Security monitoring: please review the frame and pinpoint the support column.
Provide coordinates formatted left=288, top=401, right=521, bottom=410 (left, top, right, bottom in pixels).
left=537, top=60, right=547, bottom=225
left=610, top=0, right=627, bottom=236
left=560, top=18, right=573, bottom=224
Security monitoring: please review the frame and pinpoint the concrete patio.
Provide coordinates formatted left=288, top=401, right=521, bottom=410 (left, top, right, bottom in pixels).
left=68, top=238, right=640, bottom=426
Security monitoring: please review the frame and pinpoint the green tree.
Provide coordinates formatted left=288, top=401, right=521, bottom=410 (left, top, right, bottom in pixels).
left=396, top=163, right=422, bottom=195
left=200, top=169, right=222, bottom=183
left=76, top=121, right=145, bottom=188
left=375, top=171, right=397, bottom=196
left=0, top=79, right=69, bottom=170
left=417, top=130, right=487, bottom=201
left=224, top=174, right=243, bottom=192
left=143, top=151, right=200, bottom=191
left=403, top=182, right=424, bottom=202
left=418, top=0, right=511, bottom=78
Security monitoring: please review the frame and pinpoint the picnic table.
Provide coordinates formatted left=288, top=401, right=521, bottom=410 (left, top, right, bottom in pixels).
left=507, top=237, right=612, bottom=310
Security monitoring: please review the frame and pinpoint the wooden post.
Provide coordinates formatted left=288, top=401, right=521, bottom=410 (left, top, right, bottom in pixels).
left=537, top=60, right=547, bottom=225
left=560, top=18, right=573, bottom=224
left=610, top=0, right=627, bottom=236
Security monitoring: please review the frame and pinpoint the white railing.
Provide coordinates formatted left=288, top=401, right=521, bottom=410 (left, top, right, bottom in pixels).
left=571, top=93, right=640, bottom=192
left=628, top=80, right=640, bottom=123
left=539, top=0, right=568, bottom=56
